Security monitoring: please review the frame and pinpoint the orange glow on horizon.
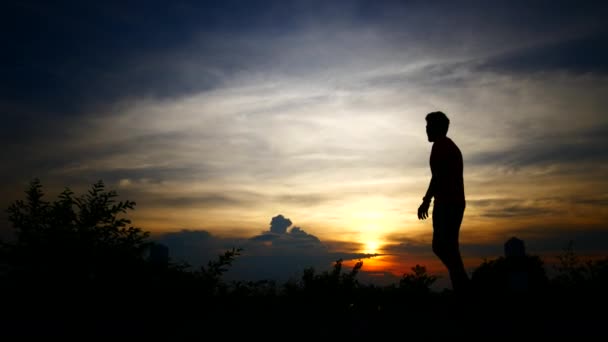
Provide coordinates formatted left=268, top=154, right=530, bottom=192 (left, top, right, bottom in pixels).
left=343, top=254, right=447, bottom=279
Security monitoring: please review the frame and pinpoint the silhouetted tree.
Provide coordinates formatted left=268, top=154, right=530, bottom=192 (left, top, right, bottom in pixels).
left=399, top=264, right=438, bottom=294
left=196, top=247, right=243, bottom=295
left=2, top=179, right=150, bottom=286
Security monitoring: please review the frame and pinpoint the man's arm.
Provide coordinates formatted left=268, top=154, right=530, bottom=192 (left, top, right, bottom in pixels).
left=423, top=176, right=436, bottom=203
left=418, top=176, right=435, bottom=220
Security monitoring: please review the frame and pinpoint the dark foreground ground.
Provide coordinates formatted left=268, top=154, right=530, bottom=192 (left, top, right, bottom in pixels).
left=2, top=286, right=605, bottom=339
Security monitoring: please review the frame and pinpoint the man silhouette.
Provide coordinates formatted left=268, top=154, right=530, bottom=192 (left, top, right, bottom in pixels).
left=418, top=111, right=470, bottom=292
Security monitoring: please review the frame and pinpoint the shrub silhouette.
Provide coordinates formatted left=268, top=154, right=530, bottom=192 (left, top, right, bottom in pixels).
left=0, top=179, right=253, bottom=295
left=399, top=264, right=438, bottom=294
left=3, top=179, right=150, bottom=286
left=196, top=247, right=243, bottom=295
left=552, top=240, right=608, bottom=292
left=471, top=254, right=549, bottom=294
left=285, top=258, right=364, bottom=297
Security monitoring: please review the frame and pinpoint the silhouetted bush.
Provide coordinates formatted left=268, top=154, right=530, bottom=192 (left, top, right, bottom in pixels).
left=551, top=240, right=608, bottom=292
left=471, top=254, right=549, bottom=294
left=0, top=180, right=245, bottom=301
left=399, top=264, right=438, bottom=294
left=195, top=247, right=243, bottom=295
left=2, top=179, right=150, bottom=286
left=284, top=258, right=363, bottom=297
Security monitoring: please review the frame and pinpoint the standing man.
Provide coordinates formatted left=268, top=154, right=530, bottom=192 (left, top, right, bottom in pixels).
left=417, top=111, right=470, bottom=292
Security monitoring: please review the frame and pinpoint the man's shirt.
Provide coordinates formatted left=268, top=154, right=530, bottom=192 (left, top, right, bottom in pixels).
left=430, top=136, right=466, bottom=206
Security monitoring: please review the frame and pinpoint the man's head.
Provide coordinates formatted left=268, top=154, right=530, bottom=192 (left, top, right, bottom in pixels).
left=425, top=111, right=450, bottom=142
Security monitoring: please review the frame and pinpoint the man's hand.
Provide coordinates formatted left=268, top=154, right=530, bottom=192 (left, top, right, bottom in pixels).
left=418, top=200, right=430, bottom=220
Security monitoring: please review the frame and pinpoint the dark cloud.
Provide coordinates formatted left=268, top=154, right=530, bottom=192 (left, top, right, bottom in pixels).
left=362, top=0, right=608, bottom=29
left=270, top=227, right=322, bottom=249
left=250, top=215, right=324, bottom=252
left=1, top=0, right=376, bottom=117
left=0, top=128, right=245, bottom=196
left=153, top=229, right=245, bottom=268
left=466, top=197, right=608, bottom=219
left=269, top=214, right=292, bottom=234
left=481, top=206, right=554, bottom=219
left=290, top=226, right=320, bottom=240
left=382, top=237, right=433, bottom=257
left=469, top=124, right=608, bottom=170
left=249, top=234, right=279, bottom=243
left=477, top=31, right=608, bottom=75
left=0, top=126, right=216, bottom=184
left=573, top=196, right=608, bottom=207
left=373, top=33, right=608, bottom=91
left=2, top=0, right=304, bottom=113
left=6, top=0, right=607, bottom=117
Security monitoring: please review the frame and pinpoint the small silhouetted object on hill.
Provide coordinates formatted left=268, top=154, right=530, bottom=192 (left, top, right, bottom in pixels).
left=504, top=237, right=528, bottom=291
left=471, top=237, right=549, bottom=293
left=505, top=236, right=525, bottom=258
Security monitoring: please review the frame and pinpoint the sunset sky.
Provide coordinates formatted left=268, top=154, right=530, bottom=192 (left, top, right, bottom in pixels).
left=2, top=0, right=607, bottom=289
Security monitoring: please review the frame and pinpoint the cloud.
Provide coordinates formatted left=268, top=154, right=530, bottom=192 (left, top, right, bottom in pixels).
left=382, top=237, right=433, bottom=256
left=6, top=0, right=607, bottom=190
left=269, top=214, right=292, bottom=234
left=3, top=1, right=299, bottom=112
left=246, top=214, right=327, bottom=261
left=153, top=215, right=375, bottom=284
left=8, top=0, right=607, bottom=117
left=115, top=182, right=265, bottom=210
left=466, top=198, right=559, bottom=219
left=153, top=229, right=245, bottom=268
left=477, top=31, right=608, bottom=75
left=468, top=124, right=608, bottom=170
left=573, top=196, right=608, bottom=207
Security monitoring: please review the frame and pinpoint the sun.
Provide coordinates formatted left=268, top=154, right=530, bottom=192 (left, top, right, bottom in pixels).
left=362, top=240, right=381, bottom=255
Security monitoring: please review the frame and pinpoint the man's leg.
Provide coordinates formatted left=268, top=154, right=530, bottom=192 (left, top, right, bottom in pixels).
left=433, top=205, right=469, bottom=292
